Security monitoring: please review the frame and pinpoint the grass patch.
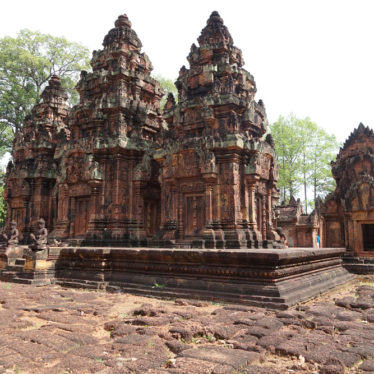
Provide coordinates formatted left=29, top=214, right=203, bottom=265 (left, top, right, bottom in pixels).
left=152, top=282, right=166, bottom=289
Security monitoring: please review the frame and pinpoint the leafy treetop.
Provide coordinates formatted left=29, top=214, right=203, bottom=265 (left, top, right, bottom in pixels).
left=0, top=29, right=90, bottom=156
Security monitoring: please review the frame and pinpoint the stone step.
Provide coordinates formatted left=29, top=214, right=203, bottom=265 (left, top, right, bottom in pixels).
left=55, top=279, right=104, bottom=290
left=11, top=277, right=51, bottom=286
left=0, top=271, right=18, bottom=280
left=16, top=271, right=53, bottom=280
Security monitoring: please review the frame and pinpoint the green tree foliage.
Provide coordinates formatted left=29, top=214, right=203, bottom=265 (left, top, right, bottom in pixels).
left=154, top=75, right=178, bottom=109
left=0, top=29, right=90, bottom=155
left=270, top=114, right=339, bottom=213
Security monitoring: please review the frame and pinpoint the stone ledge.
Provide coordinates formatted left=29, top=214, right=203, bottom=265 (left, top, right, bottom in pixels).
left=51, top=247, right=352, bottom=309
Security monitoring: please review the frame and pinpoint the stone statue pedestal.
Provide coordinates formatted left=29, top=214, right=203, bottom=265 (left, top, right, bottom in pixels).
left=0, top=245, right=24, bottom=270
left=5, top=246, right=24, bottom=259
left=12, top=246, right=54, bottom=285
left=0, top=245, right=7, bottom=270
left=24, top=247, right=49, bottom=260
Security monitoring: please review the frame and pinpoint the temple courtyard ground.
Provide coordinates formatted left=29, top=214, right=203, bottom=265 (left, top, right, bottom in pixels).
left=0, top=277, right=373, bottom=374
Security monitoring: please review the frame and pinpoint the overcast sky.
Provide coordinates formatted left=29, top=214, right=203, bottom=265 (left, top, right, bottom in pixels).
left=1, top=0, right=374, bottom=143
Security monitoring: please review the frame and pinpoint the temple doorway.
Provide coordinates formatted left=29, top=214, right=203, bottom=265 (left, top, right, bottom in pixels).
left=144, top=199, right=160, bottom=237
left=363, top=224, right=374, bottom=251
left=74, top=197, right=90, bottom=237
left=184, top=195, right=205, bottom=236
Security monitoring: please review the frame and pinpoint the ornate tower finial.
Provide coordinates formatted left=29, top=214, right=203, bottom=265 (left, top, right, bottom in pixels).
left=115, top=14, right=132, bottom=28
left=207, top=11, right=223, bottom=24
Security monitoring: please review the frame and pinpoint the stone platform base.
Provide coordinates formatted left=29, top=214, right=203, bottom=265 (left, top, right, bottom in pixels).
left=343, top=256, right=374, bottom=274
left=51, top=247, right=353, bottom=309
left=0, top=246, right=55, bottom=286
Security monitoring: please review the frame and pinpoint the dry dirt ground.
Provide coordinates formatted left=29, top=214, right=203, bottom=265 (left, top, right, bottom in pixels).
left=0, top=276, right=373, bottom=374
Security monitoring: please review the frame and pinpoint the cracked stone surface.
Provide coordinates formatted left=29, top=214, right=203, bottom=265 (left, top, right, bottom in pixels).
left=0, top=276, right=373, bottom=374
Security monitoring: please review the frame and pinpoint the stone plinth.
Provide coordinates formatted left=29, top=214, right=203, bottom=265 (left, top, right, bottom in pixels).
left=0, top=246, right=56, bottom=285
left=53, top=246, right=352, bottom=309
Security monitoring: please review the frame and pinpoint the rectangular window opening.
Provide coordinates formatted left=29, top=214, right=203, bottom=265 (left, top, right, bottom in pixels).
left=363, top=224, right=374, bottom=251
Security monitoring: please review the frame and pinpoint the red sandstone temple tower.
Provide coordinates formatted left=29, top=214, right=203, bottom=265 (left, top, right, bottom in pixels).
left=321, top=123, right=374, bottom=256
left=4, top=12, right=284, bottom=249
left=156, top=12, right=282, bottom=248
left=4, top=76, right=69, bottom=239
left=51, top=14, right=164, bottom=244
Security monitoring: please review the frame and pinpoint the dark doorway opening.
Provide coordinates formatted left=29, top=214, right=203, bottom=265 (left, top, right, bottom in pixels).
left=184, top=195, right=205, bottom=237
left=363, top=224, right=374, bottom=251
left=73, top=197, right=90, bottom=237
left=144, top=198, right=160, bottom=237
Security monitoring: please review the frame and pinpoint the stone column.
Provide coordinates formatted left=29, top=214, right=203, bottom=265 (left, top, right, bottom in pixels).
left=50, top=184, right=70, bottom=240
left=133, top=180, right=146, bottom=241
left=248, top=184, right=257, bottom=227
left=205, top=184, right=213, bottom=225
left=262, top=195, right=267, bottom=240
left=242, top=181, right=249, bottom=223
left=244, top=178, right=262, bottom=244
left=160, top=180, right=166, bottom=224
left=128, top=158, right=134, bottom=220
left=88, top=181, right=102, bottom=222
left=69, top=197, right=76, bottom=237
left=267, top=188, right=272, bottom=229
left=177, top=188, right=183, bottom=239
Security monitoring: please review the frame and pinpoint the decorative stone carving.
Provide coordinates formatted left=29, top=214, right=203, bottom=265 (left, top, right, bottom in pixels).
left=1, top=221, right=19, bottom=246
left=29, top=218, right=48, bottom=251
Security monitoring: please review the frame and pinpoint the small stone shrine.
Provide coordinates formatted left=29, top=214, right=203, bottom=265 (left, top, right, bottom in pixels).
left=277, top=196, right=323, bottom=248
left=321, top=124, right=374, bottom=264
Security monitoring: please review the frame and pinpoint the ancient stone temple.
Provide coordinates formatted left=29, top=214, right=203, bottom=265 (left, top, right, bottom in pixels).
left=1, top=11, right=354, bottom=307
left=156, top=11, right=282, bottom=248
left=4, top=75, right=69, bottom=240
left=4, top=12, right=282, bottom=249
left=51, top=14, right=164, bottom=244
left=321, top=123, right=374, bottom=259
left=277, top=196, right=324, bottom=248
